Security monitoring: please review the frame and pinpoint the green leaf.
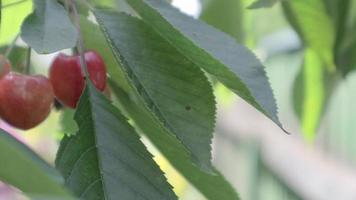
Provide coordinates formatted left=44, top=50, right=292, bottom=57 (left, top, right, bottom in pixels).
left=282, top=0, right=335, bottom=71
left=0, top=0, right=32, bottom=45
left=200, top=0, right=244, bottom=42
left=110, top=81, right=240, bottom=200
left=124, top=0, right=286, bottom=132
left=293, top=49, right=336, bottom=143
left=93, top=10, right=217, bottom=171
left=0, top=129, right=73, bottom=199
left=20, top=0, right=77, bottom=54
left=55, top=82, right=177, bottom=200
left=325, top=0, right=356, bottom=75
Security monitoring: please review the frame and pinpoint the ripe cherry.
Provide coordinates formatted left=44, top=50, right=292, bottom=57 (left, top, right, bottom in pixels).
left=0, top=73, right=54, bottom=130
left=0, top=55, right=11, bottom=79
left=49, top=50, right=107, bottom=108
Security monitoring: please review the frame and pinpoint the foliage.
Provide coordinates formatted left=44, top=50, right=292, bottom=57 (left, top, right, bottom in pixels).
left=56, top=82, right=177, bottom=199
left=0, top=129, right=73, bottom=199
left=8, top=0, right=356, bottom=198
left=281, top=0, right=355, bottom=142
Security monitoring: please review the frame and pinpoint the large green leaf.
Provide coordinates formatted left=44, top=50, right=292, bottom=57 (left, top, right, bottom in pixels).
left=55, top=82, right=177, bottom=200
left=110, top=81, right=240, bottom=200
left=0, top=0, right=32, bottom=45
left=79, top=15, right=237, bottom=199
left=282, top=0, right=335, bottom=71
left=20, top=0, right=77, bottom=54
left=93, top=10, right=216, bottom=171
left=124, top=0, right=285, bottom=132
left=0, top=129, right=73, bottom=199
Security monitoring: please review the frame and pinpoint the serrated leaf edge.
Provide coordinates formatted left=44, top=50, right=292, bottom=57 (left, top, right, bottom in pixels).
left=93, top=10, right=216, bottom=170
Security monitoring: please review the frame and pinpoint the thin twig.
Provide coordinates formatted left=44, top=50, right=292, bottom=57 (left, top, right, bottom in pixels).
left=25, top=48, right=31, bottom=74
left=68, top=0, right=89, bottom=77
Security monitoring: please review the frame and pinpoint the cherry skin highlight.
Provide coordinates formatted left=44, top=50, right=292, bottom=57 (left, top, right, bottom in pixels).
left=0, top=73, right=54, bottom=130
left=0, top=55, right=11, bottom=79
left=49, top=50, right=107, bottom=108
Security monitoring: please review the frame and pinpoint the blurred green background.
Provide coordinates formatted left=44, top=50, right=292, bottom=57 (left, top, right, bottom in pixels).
left=1, top=0, right=356, bottom=199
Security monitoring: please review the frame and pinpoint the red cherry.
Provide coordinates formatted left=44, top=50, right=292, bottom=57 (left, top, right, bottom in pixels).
left=49, top=50, right=107, bottom=108
left=0, top=55, right=11, bottom=79
left=0, top=73, right=54, bottom=130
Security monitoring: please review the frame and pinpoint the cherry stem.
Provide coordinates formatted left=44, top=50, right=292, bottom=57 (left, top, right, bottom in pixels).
left=68, top=0, right=89, bottom=78
left=25, top=48, right=31, bottom=74
left=4, top=34, right=19, bottom=58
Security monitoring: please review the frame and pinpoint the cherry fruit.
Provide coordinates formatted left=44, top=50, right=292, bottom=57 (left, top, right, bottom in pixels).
left=49, top=50, right=107, bottom=108
left=0, top=55, right=11, bottom=79
left=0, top=73, right=54, bottom=130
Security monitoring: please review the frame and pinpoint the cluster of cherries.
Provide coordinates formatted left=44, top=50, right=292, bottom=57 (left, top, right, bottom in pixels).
left=0, top=51, right=107, bottom=130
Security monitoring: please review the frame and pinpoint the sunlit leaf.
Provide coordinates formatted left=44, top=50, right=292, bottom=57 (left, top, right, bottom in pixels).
left=282, top=0, right=335, bottom=71
left=293, top=49, right=336, bottom=143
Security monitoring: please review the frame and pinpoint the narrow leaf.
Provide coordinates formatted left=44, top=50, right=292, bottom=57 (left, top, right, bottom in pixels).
left=0, top=129, right=73, bottom=198
left=55, top=82, right=177, bottom=200
left=93, top=10, right=216, bottom=171
left=124, top=0, right=286, bottom=132
left=293, top=49, right=336, bottom=143
left=20, top=0, right=77, bottom=54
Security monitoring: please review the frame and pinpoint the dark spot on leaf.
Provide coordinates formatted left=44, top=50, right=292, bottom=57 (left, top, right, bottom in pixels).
left=185, top=105, right=191, bottom=111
